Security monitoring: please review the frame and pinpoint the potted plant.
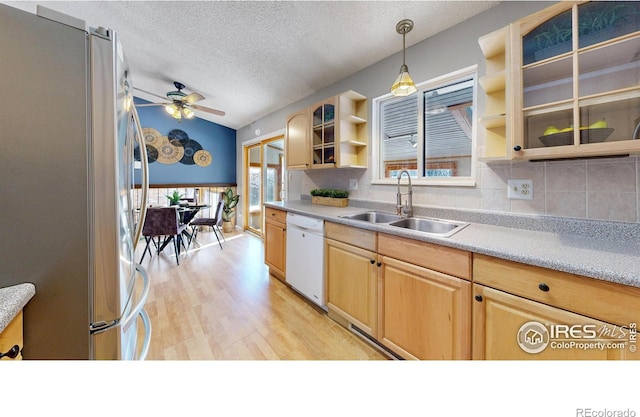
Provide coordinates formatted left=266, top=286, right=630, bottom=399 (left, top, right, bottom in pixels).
left=221, top=187, right=240, bottom=233
left=166, top=190, right=184, bottom=206
left=310, top=188, right=349, bottom=207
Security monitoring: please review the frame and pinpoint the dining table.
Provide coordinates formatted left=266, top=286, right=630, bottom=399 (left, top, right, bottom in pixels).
left=176, top=204, right=212, bottom=248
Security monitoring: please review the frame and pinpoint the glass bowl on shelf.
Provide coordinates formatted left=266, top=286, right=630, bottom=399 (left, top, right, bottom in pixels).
left=539, top=128, right=614, bottom=147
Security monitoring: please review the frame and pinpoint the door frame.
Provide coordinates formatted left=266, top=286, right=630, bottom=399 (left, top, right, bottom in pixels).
left=242, top=134, right=285, bottom=237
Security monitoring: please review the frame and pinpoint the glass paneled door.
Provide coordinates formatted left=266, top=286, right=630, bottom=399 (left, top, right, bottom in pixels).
left=264, top=139, right=284, bottom=205
left=246, top=144, right=262, bottom=233
left=244, top=136, right=285, bottom=236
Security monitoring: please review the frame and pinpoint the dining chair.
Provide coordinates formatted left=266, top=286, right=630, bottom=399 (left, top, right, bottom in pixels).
left=140, top=207, right=187, bottom=265
left=189, top=200, right=225, bottom=249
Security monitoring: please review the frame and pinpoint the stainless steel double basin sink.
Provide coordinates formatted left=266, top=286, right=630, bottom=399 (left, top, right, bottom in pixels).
left=340, top=211, right=468, bottom=238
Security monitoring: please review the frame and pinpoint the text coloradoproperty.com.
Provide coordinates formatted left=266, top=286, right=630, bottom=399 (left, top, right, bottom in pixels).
left=551, top=341, right=628, bottom=350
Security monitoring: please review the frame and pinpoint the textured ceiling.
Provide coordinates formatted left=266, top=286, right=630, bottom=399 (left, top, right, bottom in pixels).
left=3, top=1, right=500, bottom=129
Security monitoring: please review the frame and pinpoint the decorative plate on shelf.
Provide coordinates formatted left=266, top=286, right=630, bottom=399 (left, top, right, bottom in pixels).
left=539, top=128, right=614, bottom=147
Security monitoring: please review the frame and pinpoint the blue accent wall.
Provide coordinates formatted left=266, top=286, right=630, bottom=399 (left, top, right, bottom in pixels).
left=134, top=97, right=236, bottom=185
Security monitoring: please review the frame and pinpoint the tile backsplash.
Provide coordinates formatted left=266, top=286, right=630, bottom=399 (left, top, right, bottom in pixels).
left=294, top=156, right=640, bottom=223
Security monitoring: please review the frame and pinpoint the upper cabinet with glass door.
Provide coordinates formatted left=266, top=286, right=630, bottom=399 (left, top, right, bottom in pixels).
left=512, top=1, right=640, bottom=160
left=308, top=90, right=368, bottom=169
left=311, top=97, right=337, bottom=168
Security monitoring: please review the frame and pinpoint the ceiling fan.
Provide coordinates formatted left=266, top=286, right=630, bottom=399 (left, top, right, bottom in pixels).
left=134, top=81, right=225, bottom=120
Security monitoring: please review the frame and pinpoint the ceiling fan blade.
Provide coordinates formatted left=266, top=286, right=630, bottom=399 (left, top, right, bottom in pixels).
left=132, top=86, right=170, bottom=102
left=191, top=104, right=225, bottom=116
left=182, top=92, right=205, bottom=104
left=135, top=103, right=168, bottom=107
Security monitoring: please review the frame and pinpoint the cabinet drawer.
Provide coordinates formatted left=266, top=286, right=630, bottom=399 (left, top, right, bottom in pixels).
left=473, top=254, right=640, bottom=327
left=265, top=207, right=287, bottom=224
left=378, top=233, right=471, bottom=280
left=325, top=222, right=376, bottom=251
left=0, top=310, right=23, bottom=360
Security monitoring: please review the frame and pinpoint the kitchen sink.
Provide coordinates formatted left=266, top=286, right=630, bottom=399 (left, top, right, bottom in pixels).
left=388, top=217, right=469, bottom=237
left=340, top=211, right=403, bottom=223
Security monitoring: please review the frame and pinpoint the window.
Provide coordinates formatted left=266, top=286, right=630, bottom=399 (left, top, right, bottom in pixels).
left=373, top=66, right=477, bottom=186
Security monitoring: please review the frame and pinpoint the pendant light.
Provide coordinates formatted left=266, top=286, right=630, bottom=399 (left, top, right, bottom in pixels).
left=391, top=19, right=417, bottom=96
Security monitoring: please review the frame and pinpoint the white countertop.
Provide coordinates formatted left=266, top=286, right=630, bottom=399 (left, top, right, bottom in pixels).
left=265, top=200, right=640, bottom=289
left=0, top=283, right=35, bottom=333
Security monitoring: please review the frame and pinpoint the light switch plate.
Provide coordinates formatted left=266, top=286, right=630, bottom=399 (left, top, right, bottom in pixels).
left=508, top=179, right=533, bottom=200
left=349, top=179, right=358, bottom=191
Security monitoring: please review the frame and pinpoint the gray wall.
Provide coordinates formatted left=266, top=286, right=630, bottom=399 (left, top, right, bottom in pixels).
left=236, top=1, right=640, bottom=225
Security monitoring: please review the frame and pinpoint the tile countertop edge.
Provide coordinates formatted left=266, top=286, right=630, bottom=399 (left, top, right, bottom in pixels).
left=0, top=283, right=36, bottom=333
left=264, top=201, right=640, bottom=289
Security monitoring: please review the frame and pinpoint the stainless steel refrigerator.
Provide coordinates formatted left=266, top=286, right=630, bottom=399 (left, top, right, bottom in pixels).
left=0, top=4, right=151, bottom=359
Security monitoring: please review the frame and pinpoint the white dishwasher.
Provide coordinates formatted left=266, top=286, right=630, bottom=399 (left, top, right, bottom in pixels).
left=286, top=212, right=326, bottom=309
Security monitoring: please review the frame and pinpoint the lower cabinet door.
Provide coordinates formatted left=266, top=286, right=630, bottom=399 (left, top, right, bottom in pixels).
left=326, top=238, right=377, bottom=337
left=264, top=220, right=286, bottom=280
left=379, top=256, right=471, bottom=360
left=0, top=311, right=23, bottom=360
left=473, top=284, right=640, bottom=360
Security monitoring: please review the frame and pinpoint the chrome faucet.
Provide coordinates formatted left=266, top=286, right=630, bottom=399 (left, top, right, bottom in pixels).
left=396, top=170, right=413, bottom=217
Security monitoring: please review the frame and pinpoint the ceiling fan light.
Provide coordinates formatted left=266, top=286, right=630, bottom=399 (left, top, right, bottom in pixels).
left=165, top=105, right=176, bottom=115
left=391, top=65, right=417, bottom=96
left=183, top=107, right=195, bottom=119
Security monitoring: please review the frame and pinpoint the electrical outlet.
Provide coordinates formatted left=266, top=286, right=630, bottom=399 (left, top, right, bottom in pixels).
left=508, top=179, right=533, bottom=200
left=349, top=179, right=358, bottom=191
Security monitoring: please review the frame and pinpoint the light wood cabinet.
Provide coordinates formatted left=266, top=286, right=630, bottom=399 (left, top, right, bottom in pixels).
left=478, top=24, right=514, bottom=160
left=337, top=90, right=368, bottom=168
left=473, top=254, right=640, bottom=360
left=325, top=222, right=378, bottom=337
left=264, top=207, right=287, bottom=281
left=285, top=108, right=311, bottom=169
left=478, top=1, right=640, bottom=161
left=285, top=90, right=368, bottom=170
left=311, top=97, right=337, bottom=168
left=326, top=238, right=378, bottom=337
left=512, top=1, right=640, bottom=160
left=378, top=255, right=471, bottom=360
left=377, top=233, right=472, bottom=360
left=324, top=224, right=473, bottom=359
left=0, top=310, right=24, bottom=360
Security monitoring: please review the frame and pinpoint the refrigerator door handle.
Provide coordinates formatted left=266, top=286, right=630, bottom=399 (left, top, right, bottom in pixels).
left=132, top=105, right=149, bottom=250
left=90, top=319, right=119, bottom=334
left=134, top=308, right=152, bottom=360
left=90, top=264, right=149, bottom=335
left=121, top=264, right=150, bottom=332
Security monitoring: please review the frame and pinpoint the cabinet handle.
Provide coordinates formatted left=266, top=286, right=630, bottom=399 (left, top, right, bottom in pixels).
left=474, top=295, right=483, bottom=302
left=513, top=145, right=522, bottom=151
left=0, top=345, right=20, bottom=359
left=538, top=283, right=550, bottom=292
left=376, top=262, right=382, bottom=267
left=370, top=259, right=375, bottom=264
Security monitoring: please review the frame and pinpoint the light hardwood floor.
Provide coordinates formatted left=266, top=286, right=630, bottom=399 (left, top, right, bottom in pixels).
left=136, top=228, right=387, bottom=360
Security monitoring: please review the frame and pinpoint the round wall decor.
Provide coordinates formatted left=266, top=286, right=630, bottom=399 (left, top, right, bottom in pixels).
left=156, top=136, right=185, bottom=164
left=193, top=149, right=212, bottom=167
left=178, top=139, right=203, bottom=165
left=168, top=129, right=189, bottom=142
left=135, top=143, right=159, bottom=163
left=142, top=127, right=163, bottom=147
